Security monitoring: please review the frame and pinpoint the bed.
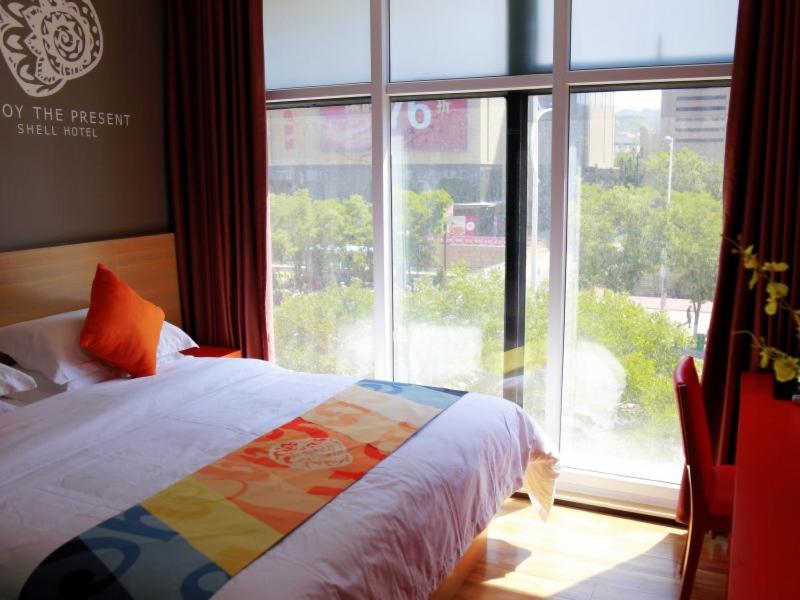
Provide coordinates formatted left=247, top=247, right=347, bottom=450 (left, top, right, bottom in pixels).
left=0, top=235, right=559, bottom=599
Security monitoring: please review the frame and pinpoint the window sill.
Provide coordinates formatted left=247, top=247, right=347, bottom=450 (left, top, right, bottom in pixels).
left=552, top=467, right=680, bottom=520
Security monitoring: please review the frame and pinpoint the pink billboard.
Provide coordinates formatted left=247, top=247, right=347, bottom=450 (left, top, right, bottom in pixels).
left=318, top=104, right=372, bottom=152
left=316, top=99, right=468, bottom=152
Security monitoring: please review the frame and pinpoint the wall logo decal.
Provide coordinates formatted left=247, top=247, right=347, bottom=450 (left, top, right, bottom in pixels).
left=0, top=0, right=103, bottom=97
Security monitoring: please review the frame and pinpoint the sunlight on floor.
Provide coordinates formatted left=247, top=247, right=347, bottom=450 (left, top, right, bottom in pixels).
left=456, top=500, right=727, bottom=600
left=454, top=498, right=728, bottom=600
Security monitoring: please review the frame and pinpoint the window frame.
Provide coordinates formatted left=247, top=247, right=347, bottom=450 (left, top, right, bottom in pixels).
left=265, top=0, right=734, bottom=512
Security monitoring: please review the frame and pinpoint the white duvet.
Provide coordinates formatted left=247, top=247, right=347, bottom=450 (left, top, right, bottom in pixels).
left=0, top=358, right=558, bottom=599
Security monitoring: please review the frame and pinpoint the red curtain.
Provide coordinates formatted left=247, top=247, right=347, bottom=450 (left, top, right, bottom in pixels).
left=165, top=0, right=270, bottom=359
left=677, top=0, right=800, bottom=523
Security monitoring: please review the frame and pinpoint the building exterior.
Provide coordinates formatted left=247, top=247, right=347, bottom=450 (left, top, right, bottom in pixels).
left=570, top=92, right=616, bottom=169
left=661, top=87, right=730, bottom=161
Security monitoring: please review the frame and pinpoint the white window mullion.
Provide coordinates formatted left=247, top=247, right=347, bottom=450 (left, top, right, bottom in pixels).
left=564, top=63, right=732, bottom=87
left=387, top=74, right=552, bottom=97
left=544, top=0, right=572, bottom=448
left=266, top=83, right=372, bottom=104
left=370, top=0, right=393, bottom=380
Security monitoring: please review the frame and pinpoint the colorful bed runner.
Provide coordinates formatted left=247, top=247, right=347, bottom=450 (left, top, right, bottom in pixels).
left=21, top=380, right=466, bottom=599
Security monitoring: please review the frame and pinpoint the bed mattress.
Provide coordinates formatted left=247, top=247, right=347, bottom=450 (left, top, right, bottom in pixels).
left=0, top=358, right=558, bottom=599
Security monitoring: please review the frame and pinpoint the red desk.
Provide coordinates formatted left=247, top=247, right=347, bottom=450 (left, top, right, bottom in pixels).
left=728, top=373, right=800, bottom=599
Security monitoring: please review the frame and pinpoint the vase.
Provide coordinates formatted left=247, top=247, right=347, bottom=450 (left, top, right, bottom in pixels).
left=772, top=378, right=800, bottom=401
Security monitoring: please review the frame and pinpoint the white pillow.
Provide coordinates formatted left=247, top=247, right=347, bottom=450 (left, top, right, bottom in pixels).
left=157, top=352, right=191, bottom=367
left=0, top=310, right=198, bottom=385
left=158, top=321, right=198, bottom=356
left=0, top=309, right=99, bottom=385
left=5, top=367, right=62, bottom=400
left=0, top=363, right=37, bottom=396
left=4, top=366, right=125, bottom=406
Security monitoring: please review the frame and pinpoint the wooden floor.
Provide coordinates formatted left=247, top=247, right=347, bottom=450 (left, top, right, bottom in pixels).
left=454, top=498, right=728, bottom=600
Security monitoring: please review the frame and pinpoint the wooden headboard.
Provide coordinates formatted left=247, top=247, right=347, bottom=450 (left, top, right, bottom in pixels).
left=0, top=234, right=182, bottom=327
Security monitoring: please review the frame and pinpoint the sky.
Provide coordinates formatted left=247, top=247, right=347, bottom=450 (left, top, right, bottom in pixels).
left=613, top=89, right=662, bottom=111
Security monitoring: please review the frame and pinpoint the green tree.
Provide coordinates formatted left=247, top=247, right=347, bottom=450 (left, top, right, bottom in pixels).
left=703, top=158, right=724, bottom=200
left=272, top=282, right=373, bottom=374
left=577, top=291, right=689, bottom=399
left=403, top=265, right=505, bottom=385
left=270, top=190, right=373, bottom=292
left=566, top=289, right=689, bottom=446
left=270, top=189, right=315, bottom=291
left=644, top=148, right=724, bottom=199
left=614, top=149, right=643, bottom=187
left=393, top=188, right=453, bottom=280
left=274, top=275, right=689, bottom=449
left=578, top=183, right=664, bottom=292
left=270, top=183, right=709, bottom=456
left=272, top=188, right=453, bottom=293
left=666, top=191, right=723, bottom=336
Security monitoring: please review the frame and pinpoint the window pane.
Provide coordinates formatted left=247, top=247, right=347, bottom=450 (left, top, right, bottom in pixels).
left=571, top=0, right=738, bottom=70
left=390, top=0, right=553, bottom=82
left=523, top=95, right=553, bottom=424
left=264, top=0, right=370, bottom=89
left=267, top=104, right=374, bottom=376
left=564, top=88, right=729, bottom=482
left=392, top=98, right=506, bottom=395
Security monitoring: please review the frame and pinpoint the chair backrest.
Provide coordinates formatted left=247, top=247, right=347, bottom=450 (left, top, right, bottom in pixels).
left=674, top=356, right=714, bottom=504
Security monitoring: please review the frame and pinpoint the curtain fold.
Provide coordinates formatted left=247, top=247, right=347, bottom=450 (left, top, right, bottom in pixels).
left=677, top=0, right=800, bottom=523
left=165, top=0, right=270, bottom=359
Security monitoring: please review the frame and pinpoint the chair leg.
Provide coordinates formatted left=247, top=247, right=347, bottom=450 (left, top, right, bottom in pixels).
left=681, top=514, right=706, bottom=600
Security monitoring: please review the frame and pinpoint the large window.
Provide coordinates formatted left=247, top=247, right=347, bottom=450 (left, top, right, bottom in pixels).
left=263, top=0, right=371, bottom=88
left=563, top=88, right=729, bottom=482
left=265, top=0, right=737, bottom=508
left=571, top=0, right=739, bottom=69
left=267, top=104, right=374, bottom=377
left=524, top=95, right=554, bottom=425
left=391, top=97, right=507, bottom=396
left=390, top=0, right=553, bottom=81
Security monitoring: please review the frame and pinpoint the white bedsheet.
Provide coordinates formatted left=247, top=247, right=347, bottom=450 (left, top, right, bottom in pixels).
left=0, top=358, right=558, bottom=599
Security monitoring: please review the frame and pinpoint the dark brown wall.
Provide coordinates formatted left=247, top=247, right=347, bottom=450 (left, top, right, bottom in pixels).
left=0, top=0, right=169, bottom=252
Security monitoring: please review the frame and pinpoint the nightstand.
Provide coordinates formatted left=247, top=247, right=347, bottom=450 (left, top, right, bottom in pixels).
left=180, top=346, right=242, bottom=359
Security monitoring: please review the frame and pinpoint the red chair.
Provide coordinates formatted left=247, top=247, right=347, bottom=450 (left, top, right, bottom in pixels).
left=673, top=357, right=734, bottom=600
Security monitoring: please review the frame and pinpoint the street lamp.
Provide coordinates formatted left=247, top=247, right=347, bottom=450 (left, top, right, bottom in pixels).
left=659, top=135, right=675, bottom=310
left=665, top=135, right=674, bottom=207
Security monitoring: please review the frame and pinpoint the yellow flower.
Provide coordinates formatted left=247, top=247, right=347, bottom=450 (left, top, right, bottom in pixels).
left=773, top=355, right=800, bottom=382
left=731, top=239, right=800, bottom=375
left=766, top=300, right=778, bottom=315
left=732, top=244, right=759, bottom=268
left=759, top=347, right=771, bottom=369
left=763, top=261, right=790, bottom=272
left=765, top=282, right=789, bottom=315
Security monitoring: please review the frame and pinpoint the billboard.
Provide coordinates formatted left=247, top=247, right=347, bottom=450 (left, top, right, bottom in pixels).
left=316, top=99, right=468, bottom=152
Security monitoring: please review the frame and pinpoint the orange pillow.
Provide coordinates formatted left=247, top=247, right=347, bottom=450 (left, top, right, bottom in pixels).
left=80, top=264, right=165, bottom=377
